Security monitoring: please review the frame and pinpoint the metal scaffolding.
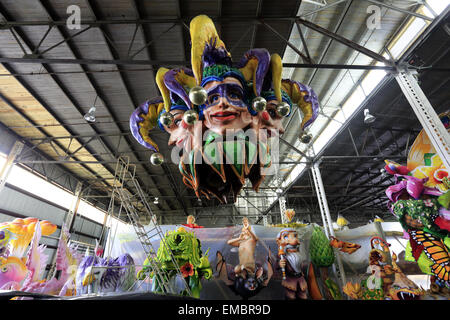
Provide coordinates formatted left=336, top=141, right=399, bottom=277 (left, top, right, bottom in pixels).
left=104, top=156, right=192, bottom=296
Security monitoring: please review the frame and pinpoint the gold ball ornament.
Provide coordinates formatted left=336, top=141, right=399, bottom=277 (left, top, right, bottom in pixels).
left=159, top=112, right=174, bottom=126
left=189, top=86, right=208, bottom=105
left=150, top=152, right=164, bottom=166
left=299, top=132, right=313, bottom=144
left=252, top=96, right=267, bottom=112
left=183, top=109, right=199, bottom=125
left=276, top=101, right=291, bottom=117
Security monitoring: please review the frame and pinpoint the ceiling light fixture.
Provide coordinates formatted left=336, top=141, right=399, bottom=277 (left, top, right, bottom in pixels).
left=363, top=108, right=376, bottom=124
left=84, top=95, right=98, bottom=122
left=153, top=197, right=159, bottom=205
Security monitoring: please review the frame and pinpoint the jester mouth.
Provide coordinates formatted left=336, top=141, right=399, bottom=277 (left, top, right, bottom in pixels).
left=176, top=137, right=185, bottom=148
left=211, top=111, right=238, bottom=121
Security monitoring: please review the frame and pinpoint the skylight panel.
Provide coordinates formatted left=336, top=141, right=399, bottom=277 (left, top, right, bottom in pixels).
left=6, top=164, right=75, bottom=209
left=426, top=0, right=449, bottom=15
left=0, top=155, right=128, bottom=231
left=389, top=18, right=427, bottom=59
left=77, top=200, right=106, bottom=225
left=341, top=86, right=366, bottom=116
left=360, top=69, right=387, bottom=94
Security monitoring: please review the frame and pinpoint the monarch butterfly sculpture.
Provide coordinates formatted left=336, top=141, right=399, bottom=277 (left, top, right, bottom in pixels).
left=384, top=112, right=450, bottom=291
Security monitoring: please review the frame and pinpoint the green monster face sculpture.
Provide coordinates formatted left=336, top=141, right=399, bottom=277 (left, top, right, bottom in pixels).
left=137, top=227, right=212, bottom=298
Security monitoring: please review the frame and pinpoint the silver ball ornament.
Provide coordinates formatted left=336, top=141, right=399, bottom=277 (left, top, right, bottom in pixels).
left=183, top=109, right=199, bottom=125
left=150, top=152, right=164, bottom=166
left=189, top=86, right=208, bottom=105
left=299, top=132, right=312, bottom=144
left=252, top=96, right=267, bottom=112
left=276, top=101, right=291, bottom=117
left=159, top=112, right=174, bottom=126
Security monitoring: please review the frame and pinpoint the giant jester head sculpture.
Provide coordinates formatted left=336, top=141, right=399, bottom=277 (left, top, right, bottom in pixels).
left=130, top=15, right=319, bottom=203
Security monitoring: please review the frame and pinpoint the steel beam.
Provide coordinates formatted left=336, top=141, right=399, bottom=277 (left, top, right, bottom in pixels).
left=261, top=20, right=312, bottom=64
left=300, top=0, right=349, bottom=18
left=0, top=141, right=24, bottom=193
left=363, top=0, right=433, bottom=21
left=311, top=162, right=347, bottom=286
left=0, top=57, right=406, bottom=71
left=395, top=70, right=450, bottom=168
left=295, top=21, right=313, bottom=63
left=297, top=17, right=392, bottom=65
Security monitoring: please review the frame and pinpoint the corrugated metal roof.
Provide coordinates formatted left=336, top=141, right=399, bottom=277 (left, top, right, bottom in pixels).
left=0, top=0, right=447, bottom=223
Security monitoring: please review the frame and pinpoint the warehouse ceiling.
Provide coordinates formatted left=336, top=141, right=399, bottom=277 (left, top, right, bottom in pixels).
left=0, top=0, right=448, bottom=226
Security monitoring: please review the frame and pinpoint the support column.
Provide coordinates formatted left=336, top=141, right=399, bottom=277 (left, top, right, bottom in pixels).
left=65, top=181, right=83, bottom=233
left=395, top=70, right=450, bottom=168
left=279, top=196, right=287, bottom=224
left=311, top=161, right=347, bottom=287
left=262, top=214, right=269, bottom=226
left=0, top=141, right=24, bottom=193
left=48, top=181, right=82, bottom=279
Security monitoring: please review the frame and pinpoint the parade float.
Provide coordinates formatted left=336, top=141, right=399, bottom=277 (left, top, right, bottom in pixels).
left=0, top=14, right=447, bottom=302
left=129, top=14, right=319, bottom=203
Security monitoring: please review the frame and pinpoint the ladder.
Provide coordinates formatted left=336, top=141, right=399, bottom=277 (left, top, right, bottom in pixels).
left=106, top=156, right=192, bottom=297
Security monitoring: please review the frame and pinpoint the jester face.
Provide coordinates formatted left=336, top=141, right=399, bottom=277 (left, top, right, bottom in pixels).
left=161, top=109, right=191, bottom=149
left=202, top=77, right=253, bottom=135
left=256, top=99, right=286, bottom=138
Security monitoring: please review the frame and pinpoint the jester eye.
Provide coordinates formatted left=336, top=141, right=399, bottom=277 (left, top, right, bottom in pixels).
left=228, top=90, right=242, bottom=100
left=1, top=266, right=7, bottom=273
left=208, top=94, right=220, bottom=104
left=268, top=109, right=277, bottom=118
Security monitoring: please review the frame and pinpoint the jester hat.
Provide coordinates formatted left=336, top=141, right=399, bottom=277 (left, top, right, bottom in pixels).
left=264, top=53, right=319, bottom=130
left=130, top=67, right=194, bottom=152
left=154, top=15, right=272, bottom=118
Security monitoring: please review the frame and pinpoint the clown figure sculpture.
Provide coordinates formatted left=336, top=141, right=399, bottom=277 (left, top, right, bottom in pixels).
left=277, top=228, right=308, bottom=300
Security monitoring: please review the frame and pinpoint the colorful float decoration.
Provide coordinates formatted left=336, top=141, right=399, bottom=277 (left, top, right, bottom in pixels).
left=75, top=245, right=135, bottom=295
left=308, top=226, right=342, bottom=300
left=137, top=227, right=212, bottom=298
left=384, top=112, right=449, bottom=293
left=0, top=218, right=85, bottom=296
left=276, top=228, right=308, bottom=300
left=343, top=236, right=424, bottom=300
left=129, top=14, right=319, bottom=203
left=216, top=218, right=273, bottom=300
left=284, top=209, right=296, bottom=223
left=182, top=215, right=204, bottom=229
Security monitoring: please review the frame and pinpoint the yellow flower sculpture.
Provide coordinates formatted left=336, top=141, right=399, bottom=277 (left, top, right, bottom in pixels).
left=411, top=154, right=449, bottom=193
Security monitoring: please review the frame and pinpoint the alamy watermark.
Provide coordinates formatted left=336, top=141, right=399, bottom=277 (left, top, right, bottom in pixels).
left=366, top=5, right=381, bottom=30
left=66, top=5, right=81, bottom=30
left=169, top=128, right=281, bottom=176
